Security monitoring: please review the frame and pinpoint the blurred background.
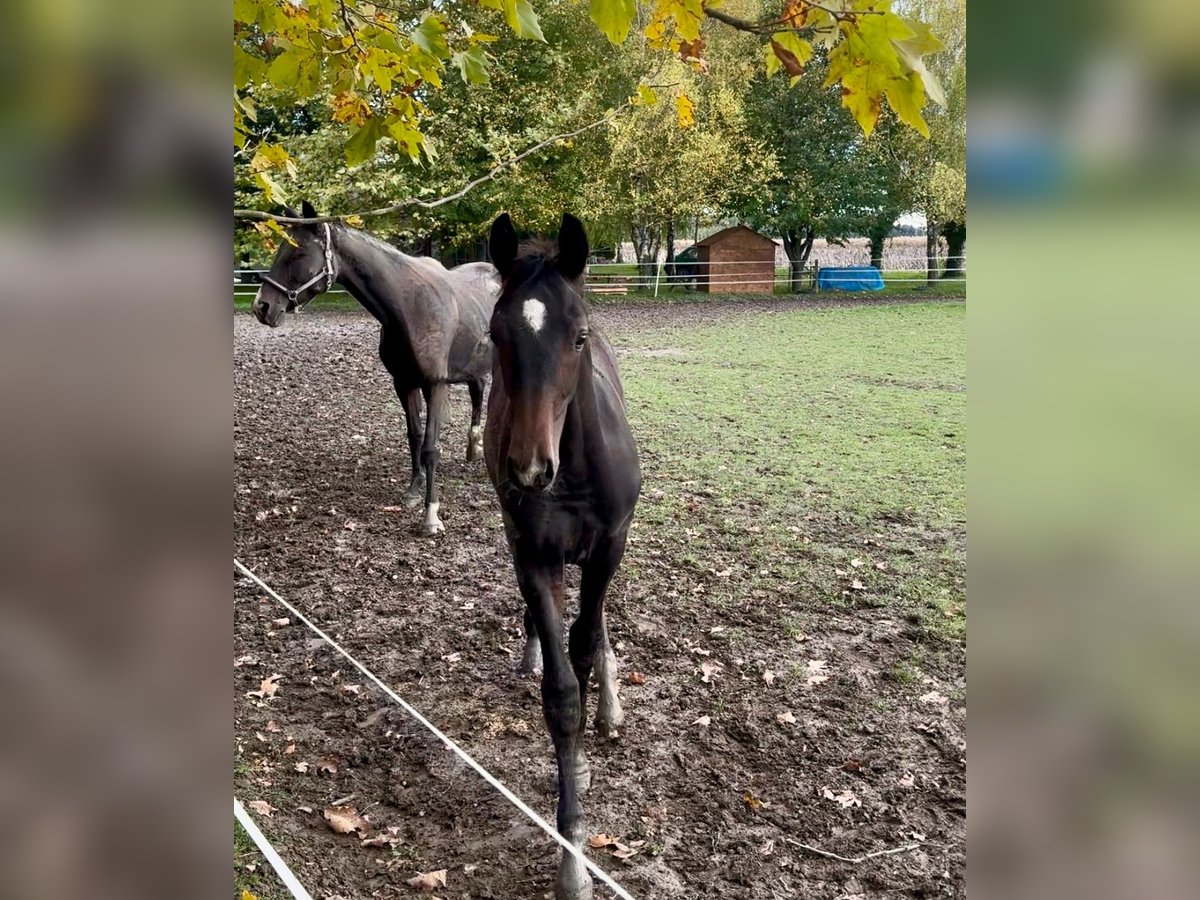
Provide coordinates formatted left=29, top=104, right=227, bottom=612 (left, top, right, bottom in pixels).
left=970, top=1, right=1200, bottom=898
left=0, top=0, right=1197, bottom=897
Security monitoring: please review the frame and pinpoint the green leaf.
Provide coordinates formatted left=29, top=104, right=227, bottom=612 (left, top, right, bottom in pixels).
left=387, top=119, right=425, bottom=160
left=267, top=50, right=302, bottom=90
left=590, top=0, right=636, bottom=45
left=254, top=171, right=289, bottom=206
left=363, top=49, right=394, bottom=94
left=345, top=119, right=383, bottom=166
left=884, top=70, right=929, bottom=138
left=412, top=14, right=450, bottom=59
left=453, top=46, right=490, bottom=85
left=234, top=46, right=265, bottom=90
left=636, top=84, right=658, bottom=106
left=233, top=0, right=258, bottom=25
left=502, top=0, right=545, bottom=42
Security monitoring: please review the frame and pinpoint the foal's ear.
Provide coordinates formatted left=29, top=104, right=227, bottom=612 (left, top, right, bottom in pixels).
left=489, top=212, right=519, bottom=278
left=300, top=200, right=318, bottom=220
left=556, top=213, right=589, bottom=280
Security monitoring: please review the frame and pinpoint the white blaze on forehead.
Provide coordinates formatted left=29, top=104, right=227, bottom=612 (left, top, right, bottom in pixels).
left=522, top=298, right=547, bottom=332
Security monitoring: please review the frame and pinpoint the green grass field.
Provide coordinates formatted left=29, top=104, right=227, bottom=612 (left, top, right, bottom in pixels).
left=614, top=300, right=966, bottom=640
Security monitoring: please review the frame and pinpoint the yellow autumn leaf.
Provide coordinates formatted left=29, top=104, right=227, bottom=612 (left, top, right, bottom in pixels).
left=676, top=92, right=695, bottom=128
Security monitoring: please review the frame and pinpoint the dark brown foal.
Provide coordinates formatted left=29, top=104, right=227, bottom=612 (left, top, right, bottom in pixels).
left=484, top=213, right=641, bottom=900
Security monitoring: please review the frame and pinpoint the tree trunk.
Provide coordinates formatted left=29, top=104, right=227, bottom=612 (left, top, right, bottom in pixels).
left=664, top=219, right=676, bottom=279
left=631, top=223, right=661, bottom=281
left=925, top=219, right=939, bottom=287
left=940, top=221, right=966, bottom=280
left=782, top=225, right=815, bottom=291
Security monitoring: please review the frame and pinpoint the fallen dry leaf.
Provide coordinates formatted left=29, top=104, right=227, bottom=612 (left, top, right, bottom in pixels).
left=284, top=743, right=296, bottom=755
left=297, top=805, right=313, bottom=813
left=588, top=833, right=618, bottom=849
left=235, top=654, right=259, bottom=668
left=850, top=579, right=866, bottom=591
left=627, top=671, right=646, bottom=685
left=850, top=558, right=864, bottom=568
left=760, top=839, right=776, bottom=856
left=762, top=670, right=776, bottom=685
left=316, top=756, right=339, bottom=775
left=709, top=625, right=726, bottom=635
left=271, top=617, right=291, bottom=628
left=441, top=652, right=461, bottom=663
left=776, top=710, right=797, bottom=724
left=340, top=683, right=362, bottom=695
left=406, top=869, right=447, bottom=892
left=265, top=720, right=281, bottom=733
left=875, top=561, right=888, bottom=571
left=699, top=661, right=722, bottom=684
left=805, top=660, right=830, bottom=687
left=380, top=505, right=407, bottom=512
left=323, top=805, right=369, bottom=835
left=919, top=689, right=949, bottom=705
left=822, top=787, right=862, bottom=808
left=463, top=863, right=478, bottom=875
left=361, top=826, right=401, bottom=848
left=611, top=842, right=639, bottom=860
left=835, top=568, right=849, bottom=577
left=247, top=674, right=282, bottom=699
left=294, top=761, right=309, bottom=773
left=691, top=715, right=711, bottom=727
left=247, top=800, right=275, bottom=818
left=898, top=771, right=916, bottom=788
left=743, top=791, right=763, bottom=811
left=842, top=758, right=862, bottom=773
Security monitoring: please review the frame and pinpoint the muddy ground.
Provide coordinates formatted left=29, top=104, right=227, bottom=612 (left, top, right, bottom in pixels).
left=234, top=298, right=965, bottom=900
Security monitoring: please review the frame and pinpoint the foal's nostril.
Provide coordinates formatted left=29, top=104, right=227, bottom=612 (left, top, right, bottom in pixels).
left=541, top=461, right=555, bottom=486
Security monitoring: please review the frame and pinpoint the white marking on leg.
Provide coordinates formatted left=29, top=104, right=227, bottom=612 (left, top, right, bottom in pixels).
left=595, top=645, right=624, bottom=738
left=523, top=298, right=546, bottom=332
left=423, top=501, right=444, bottom=534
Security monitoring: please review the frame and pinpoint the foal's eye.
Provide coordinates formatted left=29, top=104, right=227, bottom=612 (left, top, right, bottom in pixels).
left=574, top=331, right=588, bottom=351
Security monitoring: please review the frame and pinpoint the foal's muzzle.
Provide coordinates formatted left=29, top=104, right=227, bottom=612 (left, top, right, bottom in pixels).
left=508, top=456, right=555, bottom=493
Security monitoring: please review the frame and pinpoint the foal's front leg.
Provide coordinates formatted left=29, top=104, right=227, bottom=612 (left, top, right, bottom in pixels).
left=516, top=560, right=592, bottom=900
left=420, top=382, right=448, bottom=534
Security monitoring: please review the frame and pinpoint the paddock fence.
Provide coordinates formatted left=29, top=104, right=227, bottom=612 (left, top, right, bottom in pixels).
left=234, top=257, right=966, bottom=297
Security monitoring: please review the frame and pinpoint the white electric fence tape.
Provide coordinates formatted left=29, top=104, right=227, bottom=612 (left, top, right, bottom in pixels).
left=234, top=558, right=636, bottom=900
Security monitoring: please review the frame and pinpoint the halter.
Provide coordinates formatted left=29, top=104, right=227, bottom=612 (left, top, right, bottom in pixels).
left=260, top=222, right=336, bottom=309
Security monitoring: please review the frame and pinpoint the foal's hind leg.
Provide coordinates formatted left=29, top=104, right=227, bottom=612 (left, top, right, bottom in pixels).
left=466, top=379, right=485, bottom=462
left=419, top=382, right=448, bottom=534
left=570, top=536, right=627, bottom=741
left=398, top=387, right=425, bottom=507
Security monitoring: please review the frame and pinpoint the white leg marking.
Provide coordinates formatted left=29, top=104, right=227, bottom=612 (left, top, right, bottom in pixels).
left=468, top=425, right=484, bottom=460
left=595, top=645, right=624, bottom=739
left=423, top=501, right=444, bottom=535
left=523, top=298, right=546, bottom=332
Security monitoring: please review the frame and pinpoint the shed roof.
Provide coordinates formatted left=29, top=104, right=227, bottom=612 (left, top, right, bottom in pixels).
left=695, top=225, right=776, bottom=248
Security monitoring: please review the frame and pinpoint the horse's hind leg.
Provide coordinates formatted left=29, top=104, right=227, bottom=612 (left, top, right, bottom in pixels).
left=519, top=606, right=543, bottom=675
left=570, top=536, right=626, bottom=741
left=466, top=379, right=485, bottom=462
left=419, top=381, right=448, bottom=534
left=398, top=387, right=425, bottom=507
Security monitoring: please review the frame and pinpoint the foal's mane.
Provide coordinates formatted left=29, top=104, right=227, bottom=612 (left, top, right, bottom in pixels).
left=508, top=237, right=588, bottom=299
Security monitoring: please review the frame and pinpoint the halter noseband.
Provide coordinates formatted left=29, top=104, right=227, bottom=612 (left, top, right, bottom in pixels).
left=260, top=222, right=336, bottom=309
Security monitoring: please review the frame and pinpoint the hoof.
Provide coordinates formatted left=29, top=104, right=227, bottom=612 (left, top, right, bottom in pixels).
left=467, top=427, right=484, bottom=462
left=555, top=862, right=593, bottom=900
left=422, top=503, right=444, bottom=535
left=596, top=696, right=624, bottom=740
left=403, top=490, right=424, bottom=509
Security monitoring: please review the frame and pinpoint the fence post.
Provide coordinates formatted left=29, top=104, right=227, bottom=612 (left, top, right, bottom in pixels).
left=653, top=262, right=662, bottom=298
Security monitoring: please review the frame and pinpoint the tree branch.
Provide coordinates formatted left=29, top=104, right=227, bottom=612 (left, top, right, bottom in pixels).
left=704, top=2, right=881, bottom=36
left=234, top=104, right=635, bottom=226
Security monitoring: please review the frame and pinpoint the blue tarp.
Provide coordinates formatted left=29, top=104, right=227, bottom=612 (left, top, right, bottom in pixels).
left=817, top=266, right=885, bottom=292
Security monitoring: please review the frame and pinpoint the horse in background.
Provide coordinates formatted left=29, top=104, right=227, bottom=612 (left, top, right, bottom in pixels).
left=251, top=201, right=499, bottom=535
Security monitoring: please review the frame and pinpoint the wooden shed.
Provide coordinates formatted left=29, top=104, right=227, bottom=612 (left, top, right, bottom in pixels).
left=694, top=225, right=777, bottom=293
